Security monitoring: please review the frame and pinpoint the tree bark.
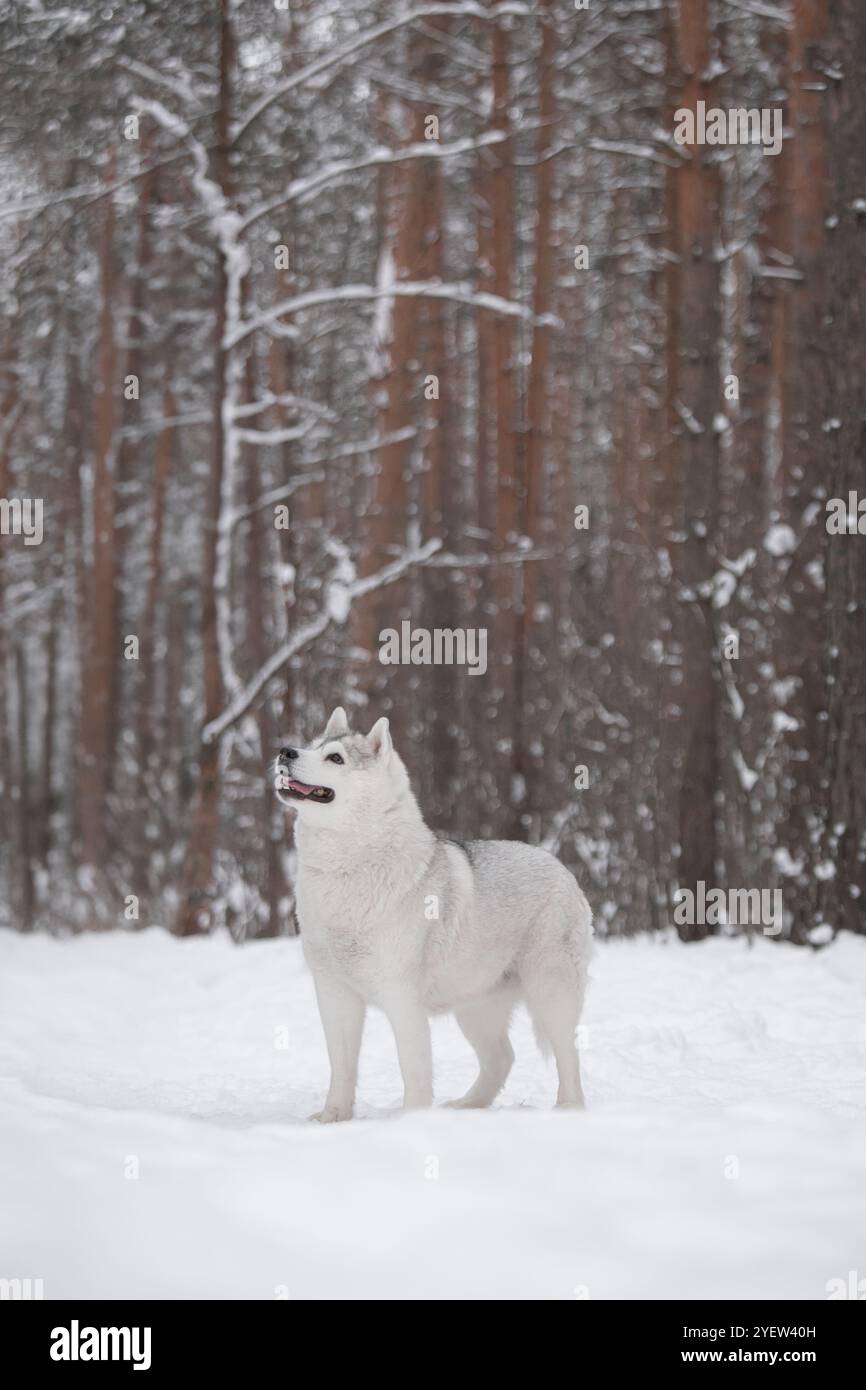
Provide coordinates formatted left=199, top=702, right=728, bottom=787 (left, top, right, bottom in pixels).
left=659, top=0, right=722, bottom=939
left=79, top=149, right=118, bottom=874
left=478, top=3, right=520, bottom=834
left=177, top=0, right=234, bottom=934
left=519, top=0, right=556, bottom=839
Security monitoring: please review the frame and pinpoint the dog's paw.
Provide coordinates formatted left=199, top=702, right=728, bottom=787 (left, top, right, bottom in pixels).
left=443, top=1091, right=494, bottom=1110
left=310, top=1106, right=352, bottom=1124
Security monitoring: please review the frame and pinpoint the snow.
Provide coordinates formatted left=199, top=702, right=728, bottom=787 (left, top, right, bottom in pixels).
left=764, top=523, right=797, bottom=557
left=774, top=846, right=805, bottom=877
left=371, top=243, right=396, bottom=368
left=1, top=928, right=865, bottom=1300
left=732, top=749, right=758, bottom=792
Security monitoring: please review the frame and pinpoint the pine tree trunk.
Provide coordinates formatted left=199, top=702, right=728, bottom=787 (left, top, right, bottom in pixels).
left=520, top=0, right=556, bottom=839
left=660, top=0, right=722, bottom=938
left=79, top=150, right=118, bottom=876
left=781, top=0, right=864, bottom=937
left=177, top=0, right=234, bottom=934
left=478, top=4, right=520, bottom=834
left=109, top=130, right=154, bottom=797
left=15, top=645, right=34, bottom=929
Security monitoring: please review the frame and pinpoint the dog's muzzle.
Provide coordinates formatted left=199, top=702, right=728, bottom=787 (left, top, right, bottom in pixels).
left=275, top=753, right=335, bottom=804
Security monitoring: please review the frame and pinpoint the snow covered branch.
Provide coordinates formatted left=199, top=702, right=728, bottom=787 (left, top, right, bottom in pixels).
left=541, top=804, right=577, bottom=855
left=589, top=139, right=681, bottom=170
left=118, top=57, right=214, bottom=107
left=120, top=409, right=213, bottom=440
left=234, top=422, right=316, bottom=448
left=719, top=0, right=792, bottom=23
left=426, top=545, right=561, bottom=568
left=228, top=472, right=327, bottom=532
left=202, top=537, right=443, bottom=745
left=239, top=130, right=508, bottom=230
left=229, top=392, right=335, bottom=423
left=301, top=426, right=418, bottom=469
left=231, top=3, right=531, bottom=146
left=228, top=282, right=559, bottom=349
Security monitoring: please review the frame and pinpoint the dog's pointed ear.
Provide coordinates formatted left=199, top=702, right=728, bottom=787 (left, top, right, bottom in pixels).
left=323, top=706, right=349, bottom=739
left=367, top=716, right=391, bottom=759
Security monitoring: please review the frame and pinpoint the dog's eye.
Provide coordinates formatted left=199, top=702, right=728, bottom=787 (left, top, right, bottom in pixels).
left=326, top=752, right=344, bottom=765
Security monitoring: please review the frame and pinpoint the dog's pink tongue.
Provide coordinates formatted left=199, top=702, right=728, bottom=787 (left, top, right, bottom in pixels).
left=287, top=778, right=315, bottom=794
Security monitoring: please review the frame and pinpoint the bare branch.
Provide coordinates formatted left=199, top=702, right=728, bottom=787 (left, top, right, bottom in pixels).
left=230, top=3, right=531, bottom=146
left=239, top=129, right=507, bottom=232
left=228, top=282, right=559, bottom=349
left=229, top=392, right=335, bottom=422
left=202, top=537, right=443, bottom=744
left=228, top=472, right=327, bottom=531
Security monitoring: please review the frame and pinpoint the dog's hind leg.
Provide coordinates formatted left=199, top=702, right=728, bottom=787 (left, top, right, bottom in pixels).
left=523, top=973, right=587, bottom=1108
left=449, top=990, right=515, bottom=1108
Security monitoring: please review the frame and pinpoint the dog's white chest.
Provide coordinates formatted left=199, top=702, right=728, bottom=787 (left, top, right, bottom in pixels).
left=297, top=872, right=406, bottom=991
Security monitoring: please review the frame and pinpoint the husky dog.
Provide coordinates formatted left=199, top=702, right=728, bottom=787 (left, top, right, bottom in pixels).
left=275, top=707, right=592, bottom=1122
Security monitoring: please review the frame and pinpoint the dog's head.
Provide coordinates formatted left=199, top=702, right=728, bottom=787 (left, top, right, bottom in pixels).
left=274, top=706, right=409, bottom=823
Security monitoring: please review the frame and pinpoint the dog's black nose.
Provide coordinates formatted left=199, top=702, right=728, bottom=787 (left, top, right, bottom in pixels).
left=279, top=747, right=298, bottom=762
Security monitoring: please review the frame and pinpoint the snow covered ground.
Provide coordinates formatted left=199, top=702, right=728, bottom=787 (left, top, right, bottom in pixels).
left=1, top=926, right=865, bottom=1301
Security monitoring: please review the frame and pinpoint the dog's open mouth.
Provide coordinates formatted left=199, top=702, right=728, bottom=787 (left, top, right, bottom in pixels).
left=276, top=776, right=335, bottom=804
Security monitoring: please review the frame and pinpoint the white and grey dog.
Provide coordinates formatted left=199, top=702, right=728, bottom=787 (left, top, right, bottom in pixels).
left=275, top=706, right=593, bottom=1121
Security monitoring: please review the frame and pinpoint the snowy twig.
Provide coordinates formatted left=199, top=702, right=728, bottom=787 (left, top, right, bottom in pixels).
left=0, top=150, right=188, bottom=226
left=589, top=139, right=681, bottom=170
left=755, top=265, right=804, bottom=282
left=719, top=0, right=791, bottom=24
left=299, top=426, right=418, bottom=470
left=202, top=537, right=443, bottom=745
left=119, top=409, right=213, bottom=440
left=425, top=545, right=561, bottom=568
left=240, top=130, right=508, bottom=231
left=230, top=392, right=335, bottom=422
left=231, top=3, right=532, bottom=145
left=117, top=57, right=214, bottom=107
left=229, top=282, right=559, bottom=349
left=541, top=804, right=577, bottom=855
left=234, top=422, right=316, bottom=448
left=228, top=472, right=327, bottom=532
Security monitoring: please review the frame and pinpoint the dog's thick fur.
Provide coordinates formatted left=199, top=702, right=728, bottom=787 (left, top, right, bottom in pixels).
left=276, top=707, right=593, bottom=1121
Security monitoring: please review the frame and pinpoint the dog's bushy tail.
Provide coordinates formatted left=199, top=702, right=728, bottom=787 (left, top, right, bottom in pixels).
left=528, top=1008, right=554, bottom=1060
left=522, top=878, right=592, bottom=1060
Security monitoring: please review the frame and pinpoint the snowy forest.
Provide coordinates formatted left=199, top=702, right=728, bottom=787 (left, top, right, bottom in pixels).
left=0, top=0, right=863, bottom=945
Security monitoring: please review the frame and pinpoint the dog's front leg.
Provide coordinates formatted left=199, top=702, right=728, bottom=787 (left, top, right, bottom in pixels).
left=382, top=993, right=433, bottom=1110
left=311, top=972, right=365, bottom=1123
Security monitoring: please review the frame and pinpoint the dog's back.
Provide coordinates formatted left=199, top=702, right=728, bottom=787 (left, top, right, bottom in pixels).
left=422, top=836, right=592, bottom=1046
